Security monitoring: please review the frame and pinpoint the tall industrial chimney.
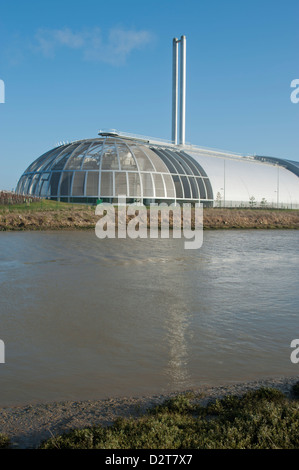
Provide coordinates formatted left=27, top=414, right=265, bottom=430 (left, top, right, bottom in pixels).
left=179, top=35, right=186, bottom=146
left=172, top=35, right=186, bottom=146
left=172, top=38, right=179, bottom=145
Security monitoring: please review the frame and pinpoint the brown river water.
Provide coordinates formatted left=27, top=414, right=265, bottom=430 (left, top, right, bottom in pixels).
left=0, top=230, right=298, bottom=406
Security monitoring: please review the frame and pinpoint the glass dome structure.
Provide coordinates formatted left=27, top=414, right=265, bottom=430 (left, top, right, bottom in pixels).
left=16, top=135, right=214, bottom=205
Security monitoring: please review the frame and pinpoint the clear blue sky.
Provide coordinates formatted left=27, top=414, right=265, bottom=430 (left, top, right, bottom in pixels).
left=0, top=0, right=298, bottom=190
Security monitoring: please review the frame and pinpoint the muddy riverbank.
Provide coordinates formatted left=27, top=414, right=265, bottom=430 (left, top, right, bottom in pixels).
left=0, top=208, right=298, bottom=231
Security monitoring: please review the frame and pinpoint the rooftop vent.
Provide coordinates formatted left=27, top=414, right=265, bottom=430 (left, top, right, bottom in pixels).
left=98, top=128, right=119, bottom=137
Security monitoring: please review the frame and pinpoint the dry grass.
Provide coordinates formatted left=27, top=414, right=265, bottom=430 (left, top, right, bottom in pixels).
left=0, top=204, right=298, bottom=231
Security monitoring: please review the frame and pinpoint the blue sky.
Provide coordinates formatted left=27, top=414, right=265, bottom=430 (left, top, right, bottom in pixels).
left=0, top=0, right=298, bottom=190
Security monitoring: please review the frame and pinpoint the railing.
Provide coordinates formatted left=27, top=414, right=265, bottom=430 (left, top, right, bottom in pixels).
left=213, top=200, right=299, bottom=210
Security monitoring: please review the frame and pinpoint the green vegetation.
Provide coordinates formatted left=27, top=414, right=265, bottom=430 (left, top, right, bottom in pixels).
left=0, top=199, right=93, bottom=213
left=291, top=382, right=299, bottom=398
left=0, top=200, right=298, bottom=230
left=40, top=386, right=299, bottom=449
left=0, top=434, right=10, bottom=449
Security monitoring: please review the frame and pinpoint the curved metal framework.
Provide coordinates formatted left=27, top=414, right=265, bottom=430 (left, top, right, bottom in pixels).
left=254, top=155, right=299, bottom=178
left=16, top=136, right=214, bottom=204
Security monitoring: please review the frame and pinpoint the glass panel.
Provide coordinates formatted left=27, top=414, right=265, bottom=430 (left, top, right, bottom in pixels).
left=15, top=178, right=20, bottom=194
left=60, top=172, right=73, bottom=196
left=173, top=152, right=194, bottom=175
left=72, top=172, right=86, bottom=196
left=30, top=174, right=41, bottom=195
left=16, top=176, right=24, bottom=194
left=182, top=152, right=208, bottom=177
left=180, top=176, right=191, bottom=198
left=162, top=174, right=175, bottom=198
left=152, top=173, right=165, bottom=198
left=101, top=145, right=119, bottom=170
left=15, top=179, right=20, bottom=193
left=163, top=150, right=187, bottom=174
left=194, top=161, right=208, bottom=177
left=33, top=172, right=47, bottom=196
left=64, top=143, right=91, bottom=170
left=128, top=172, right=141, bottom=197
left=51, top=145, right=77, bottom=171
left=23, top=176, right=32, bottom=195
left=51, top=154, right=70, bottom=171
left=117, top=144, right=138, bottom=170
left=25, top=148, right=56, bottom=173
left=82, top=155, right=101, bottom=169
left=64, top=154, right=84, bottom=170
left=40, top=179, right=50, bottom=197
left=141, top=173, right=154, bottom=197
left=177, top=152, right=201, bottom=176
left=82, top=144, right=103, bottom=169
left=131, top=146, right=154, bottom=171
left=49, top=172, right=61, bottom=197
left=37, top=148, right=65, bottom=172
left=29, top=176, right=37, bottom=195
left=172, top=175, right=184, bottom=198
left=115, top=172, right=127, bottom=196
left=35, top=179, right=41, bottom=196
left=16, top=176, right=25, bottom=194
left=24, top=147, right=64, bottom=174
left=86, top=171, right=99, bottom=196
left=100, top=172, right=113, bottom=196
left=196, top=177, right=207, bottom=199
left=204, top=178, right=214, bottom=199
left=141, top=147, right=169, bottom=173
left=188, top=177, right=199, bottom=199
left=151, top=148, right=177, bottom=173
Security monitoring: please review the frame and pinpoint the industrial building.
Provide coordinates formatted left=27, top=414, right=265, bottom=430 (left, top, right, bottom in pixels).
left=16, top=36, right=299, bottom=208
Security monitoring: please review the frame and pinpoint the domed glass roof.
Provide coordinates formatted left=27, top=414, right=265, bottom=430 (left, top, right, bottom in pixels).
left=16, top=136, right=214, bottom=203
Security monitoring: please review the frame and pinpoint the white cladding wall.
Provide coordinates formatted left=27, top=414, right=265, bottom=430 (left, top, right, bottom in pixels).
left=189, top=152, right=299, bottom=206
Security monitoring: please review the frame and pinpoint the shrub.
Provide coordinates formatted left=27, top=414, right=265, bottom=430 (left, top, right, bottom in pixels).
left=0, top=434, right=10, bottom=449
left=40, top=387, right=299, bottom=450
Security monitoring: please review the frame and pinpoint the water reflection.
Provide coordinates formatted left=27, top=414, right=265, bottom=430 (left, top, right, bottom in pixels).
left=163, top=302, right=191, bottom=389
left=0, top=230, right=298, bottom=406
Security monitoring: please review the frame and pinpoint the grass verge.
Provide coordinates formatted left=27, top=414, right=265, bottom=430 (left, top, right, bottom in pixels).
left=0, top=434, right=10, bottom=449
left=0, top=205, right=298, bottom=231
left=40, top=385, right=299, bottom=449
left=0, top=199, right=93, bottom=213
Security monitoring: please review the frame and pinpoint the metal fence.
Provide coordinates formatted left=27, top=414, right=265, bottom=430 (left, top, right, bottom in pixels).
left=213, top=200, right=299, bottom=210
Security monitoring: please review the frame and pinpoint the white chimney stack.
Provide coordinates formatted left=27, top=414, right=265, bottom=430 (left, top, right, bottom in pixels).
left=172, top=38, right=179, bottom=145
left=172, top=35, right=186, bottom=146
